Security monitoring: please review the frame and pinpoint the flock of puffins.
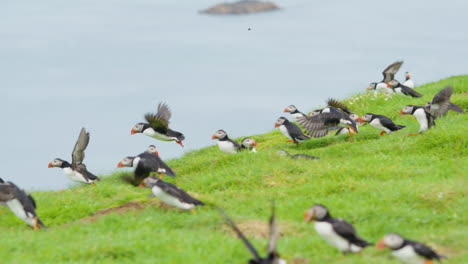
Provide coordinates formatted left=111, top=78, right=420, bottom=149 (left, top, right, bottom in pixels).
left=1, top=61, right=463, bottom=264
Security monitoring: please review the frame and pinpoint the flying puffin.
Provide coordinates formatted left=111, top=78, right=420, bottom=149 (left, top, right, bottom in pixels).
left=377, top=233, right=445, bottom=264
left=211, top=129, right=241, bottom=154
left=219, top=202, right=286, bottom=264
left=304, top=204, right=372, bottom=254
left=387, top=80, right=423, bottom=97
left=425, top=86, right=464, bottom=119
left=283, top=105, right=307, bottom=122
left=240, top=137, right=258, bottom=152
left=48, top=128, right=100, bottom=185
left=277, top=150, right=319, bottom=160
left=0, top=180, right=45, bottom=230
left=400, top=105, right=435, bottom=133
left=117, top=148, right=175, bottom=186
left=367, top=61, right=403, bottom=94
left=361, top=113, right=405, bottom=135
left=274, top=116, right=310, bottom=143
left=143, top=177, right=204, bottom=213
left=326, top=98, right=363, bottom=135
left=403, top=72, right=415, bottom=89
left=131, top=102, right=185, bottom=147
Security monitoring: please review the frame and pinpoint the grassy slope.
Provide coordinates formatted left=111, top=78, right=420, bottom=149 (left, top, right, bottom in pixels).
left=1, top=76, right=467, bottom=264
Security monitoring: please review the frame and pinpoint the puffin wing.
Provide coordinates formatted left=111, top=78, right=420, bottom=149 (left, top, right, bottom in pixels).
left=145, top=102, right=171, bottom=132
left=327, top=98, right=352, bottom=115
left=0, top=184, right=17, bottom=202
left=15, top=187, right=37, bottom=215
left=156, top=180, right=204, bottom=205
left=155, top=156, right=176, bottom=177
left=218, top=208, right=262, bottom=262
left=285, top=122, right=309, bottom=140
left=448, top=102, right=464, bottom=113
left=410, top=241, right=444, bottom=260
left=227, top=138, right=242, bottom=150
left=376, top=115, right=397, bottom=128
left=429, top=86, right=453, bottom=118
left=267, top=201, right=280, bottom=257
left=166, top=128, right=185, bottom=141
left=331, top=218, right=357, bottom=241
left=382, top=61, right=403, bottom=82
left=71, top=128, right=90, bottom=168
left=297, top=111, right=344, bottom=137
left=400, top=85, right=423, bottom=98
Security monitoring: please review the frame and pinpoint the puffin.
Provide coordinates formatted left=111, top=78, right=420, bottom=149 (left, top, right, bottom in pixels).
left=48, top=127, right=100, bottom=185
left=219, top=202, right=286, bottom=264
left=145, top=145, right=159, bottom=156
left=274, top=116, right=310, bottom=143
left=297, top=107, right=359, bottom=141
left=283, top=105, right=307, bottom=122
left=117, top=148, right=175, bottom=186
left=211, top=129, right=241, bottom=154
left=400, top=105, right=435, bottom=133
left=367, top=61, right=403, bottom=94
left=240, top=137, right=258, bottom=152
left=377, top=233, right=445, bottom=264
left=425, top=86, right=464, bottom=119
left=403, top=72, right=415, bottom=89
left=143, top=177, right=204, bottom=212
left=387, top=80, right=423, bottom=97
left=0, top=180, right=45, bottom=230
left=326, top=98, right=363, bottom=135
left=304, top=204, right=372, bottom=254
left=131, top=102, right=185, bottom=147
left=361, top=113, right=405, bottom=135
left=277, top=150, right=319, bottom=160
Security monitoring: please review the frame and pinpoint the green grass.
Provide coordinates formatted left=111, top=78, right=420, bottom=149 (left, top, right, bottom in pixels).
left=1, top=76, right=467, bottom=264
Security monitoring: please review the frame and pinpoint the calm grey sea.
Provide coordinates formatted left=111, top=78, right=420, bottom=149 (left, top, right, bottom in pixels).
left=2, top=0, right=467, bottom=190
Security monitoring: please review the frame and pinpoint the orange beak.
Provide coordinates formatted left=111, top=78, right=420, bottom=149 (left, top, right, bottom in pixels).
left=211, top=134, right=218, bottom=140
left=283, top=108, right=289, bottom=113
left=274, top=123, right=280, bottom=128
left=399, top=110, right=405, bottom=115
left=376, top=239, right=387, bottom=249
left=386, top=82, right=392, bottom=88
left=117, top=161, right=123, bottom=168
left=357, top=117, right=364, bottom=124
left=252, top=140, right=258, bottom=147
left=303, top=211, right=314, bottom=222
left=176, top=140, right=184, bottom=147
left=155, top=151, right=159, bottom=156
left=130, top=129, right=136, bottom=135
left=47, top=162, right=53, bottom=168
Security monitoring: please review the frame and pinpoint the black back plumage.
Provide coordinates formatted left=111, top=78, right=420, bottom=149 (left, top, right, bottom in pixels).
left=367, top=114, right=405, bottom=131
left=155, top=180, right=204, bottom=206
left=283, top=119, right=310, bottom=142
left=144, top=103, right=185, bottom=141
left=297, top=107, right=357, bottom=138
left=394, top=82, right=423, bottom=97
left=134, top=153, right=176, bottom=183
left=408, top=240, right=445, bottom=261
left=329, top=218, right=372, bottom=248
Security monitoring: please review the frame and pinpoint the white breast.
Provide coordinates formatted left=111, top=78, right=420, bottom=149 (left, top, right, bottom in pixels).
left=314, top=221, right=362, bottom=253
left=143, top=128, right=173, bottom=141
left=152, top=186, right=195, bottom=210
left=394, top=87, right=404, bottom=95
left=376, top=82, right=394, bottom=94
left=217, top=140, right=237, bottom=154
left=370, top=118, right=391, bottom=133
left=291, top=113, right=305, bottom=122
left=403, top=80, right=415, bottom=89
left=6, top=199, right=34, bottom=227
left=392, top=245, right=426, bottom=264
left=279, top=125, right=292, bottom=139
left=413, top=108, right=429, bottom=132
left=62, top=167, right=91, bottom=183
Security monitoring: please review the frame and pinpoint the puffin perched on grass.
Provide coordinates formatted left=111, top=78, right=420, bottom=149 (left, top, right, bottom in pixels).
left=387, top=79, right=422, bottom=98
left=219, top=202, right=286, bottom=264
left=143, top=177, right=204, bottom=213
left=48, top=128, right=100, bottom=185
left=283, top=105, right=307, bottom=122
left=400, top=105, right=435, bottom=133
left=212, top=129, right=242, bottom=154
left=425, top=86, right=464, bottom=119
left=240, top=137, right=258, bottom=152
left=304, top=204, right=372, bottom=254
left=0, top=180, right=45, bottom=230
left=403, top=72, right=415, bottom=89
left=131, top=102, right=185, bottom=147
left=274, top=116, right=310, bottom=144
left=377, top=233, right=445, bottom=264
left=361, top=113, right=405, bottom=135
left=367, top=61, right=403, bottom=94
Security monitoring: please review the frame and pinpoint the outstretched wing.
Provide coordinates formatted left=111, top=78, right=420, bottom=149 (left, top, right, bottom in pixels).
left=71, top=128, right=90, bottom=168
left=429, top=86, right=453, bottom=118
left=267, top=201, right=279, bottom=256
left=327, top=98, right=352, bottom=114
left=218, top=208, right=262, bottom=262
left=382, top=61, right=403, bottom=82
left=297, top=111, right=343, bottom=138
left=145, top=102, right=171, bottom=131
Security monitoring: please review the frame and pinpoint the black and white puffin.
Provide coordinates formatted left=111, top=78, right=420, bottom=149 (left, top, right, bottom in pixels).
left=283, top=105, right=307, bottom=122
left=425, top=86, right=464, bottom=119
left=117, top=148, right=175, bottom=186
left=377, top=233, right=445, bottom=264
left=219, top=202, right=286, bottom=264
left=0, top=180, right=45, bottom=230
left=240, top=137, right=258, bottom=153
left=326, top=98, right=363, bottom=135
left=274, top=116, right=310, bottom=143
left=131, top=102, right=185, bottom=147
left=387, top=80, right=423, bottom=98
left=48, top=127, right=100, bottom=185
left=143, top=177, right=204, bottom=212
left=361, top=113, right=405, bottom=135
left=297, top=107, right=359, bottom=141
left=211, top=129, right=241, bottom=154
left=400, top=105, right=435, bottom=133
left=277, top=150, right=319, bottom=160
left=403, top=72, right=415, bottom=89
left=367, top=61, right=403, bottom=94
left=304, top=204, right=372, bottom=254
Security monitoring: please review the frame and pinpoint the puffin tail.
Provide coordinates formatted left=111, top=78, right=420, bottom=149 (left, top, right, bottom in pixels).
left=395, top=125, right=406, bottom=130
left=404, top=86, right=423, bottom=98
left=354, top=237, right=373, bottom=248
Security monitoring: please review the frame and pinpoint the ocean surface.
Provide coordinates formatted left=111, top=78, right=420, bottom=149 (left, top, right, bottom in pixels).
left=2, top=0, right=467, bottom=190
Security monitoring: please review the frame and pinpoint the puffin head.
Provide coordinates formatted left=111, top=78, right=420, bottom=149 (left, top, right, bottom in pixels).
left=146, top=145, right=159, bottom=156
left=284, top=105, right=297, bottom=113
left=361, top=113, right=374, bottom=123
left=212, top=129, right=228, bottom=140
left=274, top=117, right=287, bottom=128
left=405, top=72, right=411, bottom=80
left=377, top=233, right=404, bottom=250
left=400, top=105, right=415, bottom=115
left=130, top=123, right=146, bottom=135
left=349, top=113, right=363, bottom=124
left=304, top=204, right=329, bottom=222
left=241, top=137, right=258, bottom=148
left=48, top=159, right=65, bottom=168
left=117, top=157, right=135, bottom=168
